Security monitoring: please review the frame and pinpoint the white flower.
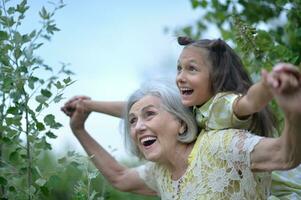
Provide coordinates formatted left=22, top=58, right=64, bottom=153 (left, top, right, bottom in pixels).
left=208, top=169, right=229, bottom=192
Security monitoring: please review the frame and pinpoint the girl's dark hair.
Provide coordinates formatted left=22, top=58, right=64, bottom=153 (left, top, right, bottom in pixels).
left=177, top=36, right=277, bottom=137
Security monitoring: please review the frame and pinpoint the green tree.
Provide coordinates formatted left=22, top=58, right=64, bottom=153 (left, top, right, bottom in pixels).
left=177, top=0, right=300, bottom=71
left=0, top=0, right=73, bottom=199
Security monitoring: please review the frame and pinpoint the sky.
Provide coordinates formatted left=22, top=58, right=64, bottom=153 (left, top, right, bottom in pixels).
left=24, top=0, right=219, bottom=160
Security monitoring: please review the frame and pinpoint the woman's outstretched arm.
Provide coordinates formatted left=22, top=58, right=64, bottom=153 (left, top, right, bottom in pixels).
left=250, top=64, right=301, bottom=171
left=62, top=99, right=156, bottom=195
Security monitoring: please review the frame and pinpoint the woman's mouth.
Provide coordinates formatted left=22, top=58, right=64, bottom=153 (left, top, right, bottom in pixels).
left=140, top=136, right=157, bottom=147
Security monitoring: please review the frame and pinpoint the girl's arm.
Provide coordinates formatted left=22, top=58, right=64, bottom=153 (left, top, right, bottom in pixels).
left=234, top=65, right=300, bottom=118
left=62, top=95, right=126, bottom=118
left=83, top=100, right=125, bottom=118
left=62, top=99, right=156, bottom=195
left=233, top=76, right=272, bottom=118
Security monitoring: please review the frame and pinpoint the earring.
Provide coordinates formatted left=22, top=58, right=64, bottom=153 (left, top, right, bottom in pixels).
left=179, top=125, right=186, bottom=135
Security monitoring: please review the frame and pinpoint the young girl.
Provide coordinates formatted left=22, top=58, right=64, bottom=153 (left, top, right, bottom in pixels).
left=176, top=37, right=277, bottom=137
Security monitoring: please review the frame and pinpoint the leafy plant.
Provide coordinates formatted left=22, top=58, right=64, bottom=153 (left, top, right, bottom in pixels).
left=0, top=0, right=73, bottom=199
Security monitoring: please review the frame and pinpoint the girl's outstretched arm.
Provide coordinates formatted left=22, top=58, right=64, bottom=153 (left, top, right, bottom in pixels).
left=233, top=64, right=300, bottom=119
left=61, top=95, right=126, bottom=118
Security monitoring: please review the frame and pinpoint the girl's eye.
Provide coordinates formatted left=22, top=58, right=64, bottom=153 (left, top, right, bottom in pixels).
left=188, top=66, right=197, bottom=71
left=177, top=65, right=182, bottom=72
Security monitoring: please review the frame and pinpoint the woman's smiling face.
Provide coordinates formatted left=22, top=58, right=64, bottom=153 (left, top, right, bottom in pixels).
left=128, top=95, right=183, bottom=162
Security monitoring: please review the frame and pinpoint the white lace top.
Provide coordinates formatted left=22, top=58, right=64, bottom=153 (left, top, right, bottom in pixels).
left=137, top=129, right=271, bottom=200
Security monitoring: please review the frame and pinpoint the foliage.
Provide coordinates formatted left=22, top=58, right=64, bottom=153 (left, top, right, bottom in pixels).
left=0, top=0, right=74, bottom=199
left=174, top=0, right=301, bottom=130
left=0, top=1, right=159, bottom=199
left=36, top=151, right=159, bottom=200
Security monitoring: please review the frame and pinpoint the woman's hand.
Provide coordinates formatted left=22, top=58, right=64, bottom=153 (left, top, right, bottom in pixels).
left=61, top=95, right=91, bottom=117
left=266, top=63, right=301, bottom=113
left=61, top=97, right=91, bottom=133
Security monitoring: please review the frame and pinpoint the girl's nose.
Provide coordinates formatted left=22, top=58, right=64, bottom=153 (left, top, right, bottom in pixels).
left=176, top=71, right=186, bottom=83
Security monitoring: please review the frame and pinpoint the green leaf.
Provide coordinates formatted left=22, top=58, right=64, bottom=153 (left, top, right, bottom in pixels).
left=0, top=31, right=9, bottom=41
left=44, top=114, right=55, bottom=125
left=39, top=7, right=49, bottom=20
left=35, top=136, right=52, bottom=150
left=14, top=47, right=22, bottom=60
left=54, top=81, right=63, bottom=89
left=48, top=175, right=61, bottom=187
left=46, top=131, right=57, bottom=139
left=63, top=76, right=72, bottom=84
left=16, top=0, right=29, bottom=14
left=9, top=186, right=16, bottom=192
left=41, top=89, right=52, bottom=98
left=36, top=122, right=45, bottom=131
left=53, top=93, right=63, bottom=103
left=7, top=7, right=15, bottom=14
left=58, top=157, right=67, bottom=164
left=36, top=95, right=48, bottom=104
left=28, top=76, right=39, bottom=89
left=7, top=106, right=19, bottom=115
left=35, top=178, right=47, bottom=187
left=40, top=186, right=49, bottom=196
left=0, top=177, right=8, bottom=185
left=5, top=117, right=22, bottom=126
left=9, top=151, right=20, bottom=162
left=35, top=104, right=43, bottom=112
left=191, top=0, right=199, bottom=9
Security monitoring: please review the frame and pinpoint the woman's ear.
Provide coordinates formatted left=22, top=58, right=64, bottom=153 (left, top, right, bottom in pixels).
left=179, top=121, right=187, bottom=135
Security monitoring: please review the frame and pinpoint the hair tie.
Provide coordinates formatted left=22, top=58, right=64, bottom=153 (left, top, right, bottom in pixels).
left=210, top=38, right=227, bottom=53
left=178, top=36, right=195, bottom=45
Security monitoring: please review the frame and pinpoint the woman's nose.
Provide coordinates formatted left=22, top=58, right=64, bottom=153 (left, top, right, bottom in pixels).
left=135, top=118, right=146, bottom=133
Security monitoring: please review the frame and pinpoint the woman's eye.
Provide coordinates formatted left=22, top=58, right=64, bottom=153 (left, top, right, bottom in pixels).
left=145, top=110, right=156, bottom=118
left=129, top=118, right=137, bottom=125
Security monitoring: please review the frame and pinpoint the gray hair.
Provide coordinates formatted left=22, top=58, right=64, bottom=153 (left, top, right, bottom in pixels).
left=122, top=80, right=198, bottom=159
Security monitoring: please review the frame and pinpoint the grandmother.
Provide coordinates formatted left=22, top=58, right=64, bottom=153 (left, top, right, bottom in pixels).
left=62, top=70, right=301, bottom=199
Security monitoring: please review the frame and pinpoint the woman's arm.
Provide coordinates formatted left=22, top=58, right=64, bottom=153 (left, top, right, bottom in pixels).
left=62, top=99, right=156, bottom=195
left=250, top=65, right=301, bottom=171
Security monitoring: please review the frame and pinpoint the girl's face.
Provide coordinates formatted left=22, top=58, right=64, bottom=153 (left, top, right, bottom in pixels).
left=128, top=95, right=184, bottom=163
left=176, top=46, right=213, bottom=107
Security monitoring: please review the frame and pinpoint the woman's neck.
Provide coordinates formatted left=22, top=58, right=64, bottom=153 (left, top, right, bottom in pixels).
left=162, top=142, right=194, bottom=180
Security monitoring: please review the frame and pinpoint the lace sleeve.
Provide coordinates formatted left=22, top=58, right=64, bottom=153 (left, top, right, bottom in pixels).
left=198, top=129, right=270, bottom=198
left=135, top=162, right=158, bottom=192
